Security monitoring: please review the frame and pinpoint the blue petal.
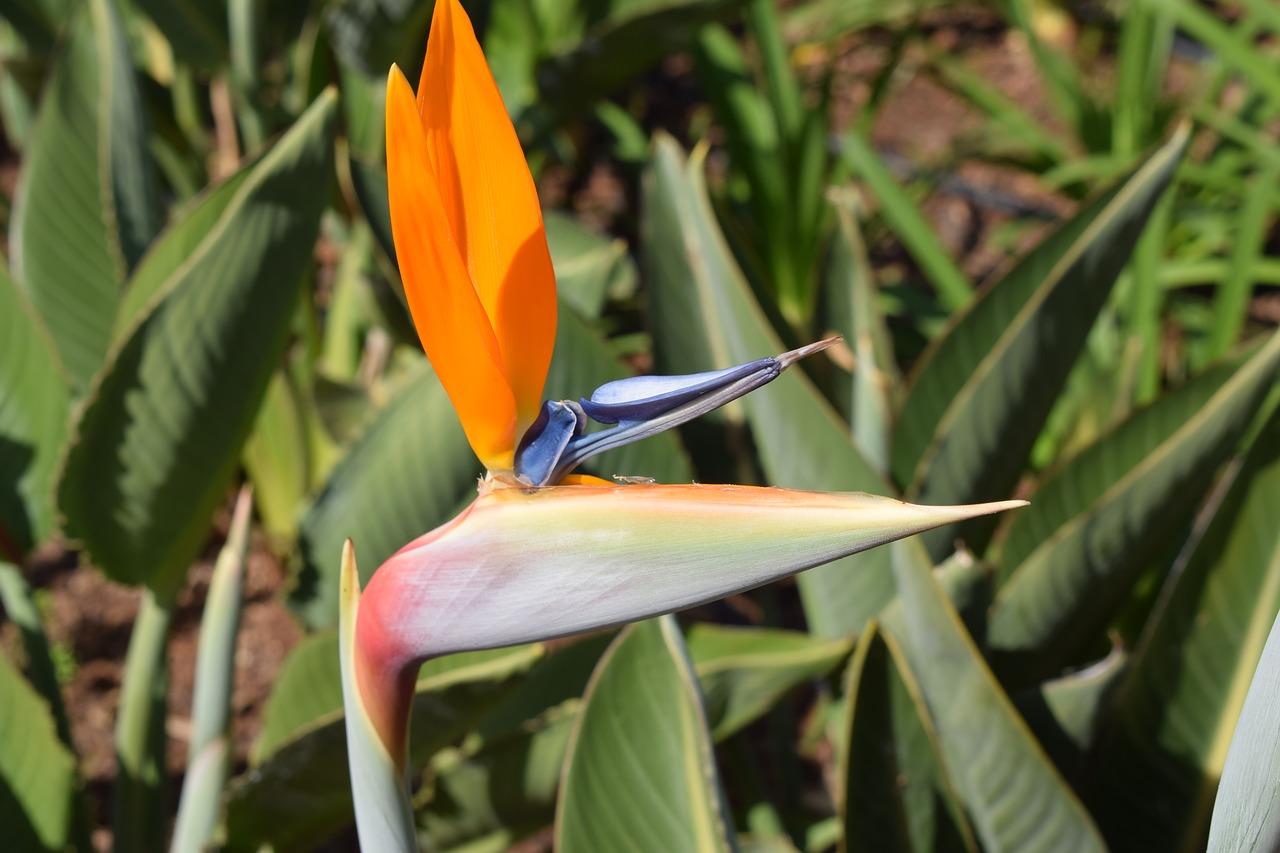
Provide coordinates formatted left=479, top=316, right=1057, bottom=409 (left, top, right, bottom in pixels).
left=514, top=400, right=585, bottom=486
left=580, top=359, right=777, bottom=424
left=513, top=339, right=839, bottom=487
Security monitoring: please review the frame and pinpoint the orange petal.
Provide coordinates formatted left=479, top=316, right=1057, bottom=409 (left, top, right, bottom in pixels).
left=417, top=0, right=557, bottom=432
left=385, top=65, right=517, bottom=469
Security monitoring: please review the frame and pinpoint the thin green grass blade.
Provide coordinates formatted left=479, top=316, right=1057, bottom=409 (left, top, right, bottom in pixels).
left=838, top=133, right=972, bottom=312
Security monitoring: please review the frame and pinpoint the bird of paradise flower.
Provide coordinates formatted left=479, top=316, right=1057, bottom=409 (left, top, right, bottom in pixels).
left=339, top=1, right=1025, bottom=847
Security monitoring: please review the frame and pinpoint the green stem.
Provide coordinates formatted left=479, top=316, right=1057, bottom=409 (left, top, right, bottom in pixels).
left=112, top=588, right=174, bottom=853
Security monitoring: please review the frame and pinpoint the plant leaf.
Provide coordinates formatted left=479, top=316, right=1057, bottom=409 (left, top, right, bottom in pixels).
left=1090, top=403, right=1280, bottom=850
left=643, top=133, right=894, bottom=638
left=687, top=623, right=851, bottom=741
left=0, top=651, right=77, bottom=853
left=11, top=0, right=161, bottom=393
left=891, top=126, right=1187, bottom=560
left=840, top=622, right=976, bottom=853
left=557, top=615, right=736, bottom=853
left=223, top=642, right=543, bottom=852
left=418, top=710, right=577, bottom=851
left=988, top=330, right=1280, bottom=677
left=0, top=260, right=67, bottom=559
left=824, top=196, right=895, bottom=475
left=56, top=90, right=338, bottom=594
left=1206, top=610, right=1280, bottom=852
left=544, top=212, right=638, bottom=321
left=292, top=360, right=477, bottom=628
left=884, top=542, right=1107, bottom=852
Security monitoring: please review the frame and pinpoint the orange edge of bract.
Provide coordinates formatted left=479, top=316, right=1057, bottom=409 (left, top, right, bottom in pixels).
left=385, top=64, right=517, bottom=469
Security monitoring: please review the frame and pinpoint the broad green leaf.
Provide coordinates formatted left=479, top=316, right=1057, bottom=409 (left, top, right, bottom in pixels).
left=476, top=633, right=614, bottom=740
left=557, top=616, right=736, bottom=853
left=840, top=622, right=975, bottom=853
left=11, top=0, right=161, bottom=392
left=1014, top=645, right=1127, bottom=779
left=223, top=644, right=543, bottom=853
left=418, top=709, right=577, bottom=851
left=252, top=630, right=344, bottom=763
left=686, top=623, right=851, bottom=740
left=644, top=133, right=894, bottom=638
left=113, top=154, right=259, bottom=333
left=242, top=367, right=311, bottom=543
left=293, top=361, right=476, bottom=629
left=0, top=651, right=77, bottom=852
left=988, top=330, right=1280, bottom=676
left=57, top=90, right=338, bottom=595
left=0, top=262, right=67, bottom=558
left=1091, top=404, right=1280, bottom=851
left=544, top=212, right=638, bottom=320
left=129, top=0, right=227, bottom=69
left=1207, top=610, right=1280, bottom=853
left=885, top=543, right=1106, bottom=852
left=891, top=127, right=1187, bottom=561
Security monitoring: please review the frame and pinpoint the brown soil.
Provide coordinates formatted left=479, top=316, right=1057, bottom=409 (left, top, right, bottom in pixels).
left=18, top=501, right=301, bottom=851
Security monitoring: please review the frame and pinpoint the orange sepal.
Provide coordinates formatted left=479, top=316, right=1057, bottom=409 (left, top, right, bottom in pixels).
left=385, top=64, right=517, bottom=469
left=417, top=0, right=557, bottom=433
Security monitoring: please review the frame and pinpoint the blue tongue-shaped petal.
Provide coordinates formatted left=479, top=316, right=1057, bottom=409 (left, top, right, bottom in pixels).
left=580, top=358, right=776, bottom=424
left=514, top=338, right=838, bottom=486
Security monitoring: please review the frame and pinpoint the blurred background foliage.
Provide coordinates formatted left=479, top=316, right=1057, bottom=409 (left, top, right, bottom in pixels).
left=1, top=0, right=1279, bottom=850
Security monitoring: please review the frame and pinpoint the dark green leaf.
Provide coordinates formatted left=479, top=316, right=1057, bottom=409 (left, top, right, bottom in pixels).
left=293, top=361, right=477, bottom=629
left=0, top=652, right=77, bottom=852
left=988, top=331, right=1280, bottom=677
left=840, top=622, right=975, bottom=853
left=891, top=127, right=1187, bottom=560
left=418, top=710, right=576, bottom=851
left=686, top=623, right=851, bottom=740
left=643, top=134, right=893, bottom=638
left=544, top=212, right=638, bottom=320
left=1091, top=403, right=1280, bottom=850
left=885, top=541, right=1106, bottom=852
left=57, top=90, right=338, bottom=594
left=557, top=616, right=736, bottom=852
left=12, top=0, right=161, bottom=392
left=224, top=644, right=543, bottom=853
left=0, top=261, right=67, bottom=558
